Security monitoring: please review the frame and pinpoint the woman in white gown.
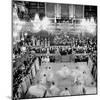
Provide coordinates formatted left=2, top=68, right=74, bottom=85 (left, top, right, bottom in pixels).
left=60, top=88, right=71, bottom=96
left=49, top=82, right=60, bottom=96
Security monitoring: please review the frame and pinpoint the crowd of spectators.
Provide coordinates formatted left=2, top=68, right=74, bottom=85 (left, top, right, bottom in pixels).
left=12, top=31, right=97, bottom=99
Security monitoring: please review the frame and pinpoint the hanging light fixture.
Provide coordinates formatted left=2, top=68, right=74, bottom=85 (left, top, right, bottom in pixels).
left=32, top=13, right=41, bottom=32
left=81, top=17, right=96, bottom=35
left=41, top=16, right=51, bottom=30
left=87, top=17, right=96, bottom=34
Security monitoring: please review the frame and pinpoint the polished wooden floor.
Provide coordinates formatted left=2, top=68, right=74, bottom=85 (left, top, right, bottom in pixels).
left=38, top=62, right=96, bottom=95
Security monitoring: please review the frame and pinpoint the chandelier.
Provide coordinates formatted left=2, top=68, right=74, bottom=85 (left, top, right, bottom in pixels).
left=31, top=14, right=51, bottom=32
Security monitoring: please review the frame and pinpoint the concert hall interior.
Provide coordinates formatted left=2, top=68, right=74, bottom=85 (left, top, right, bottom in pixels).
left=12, top=0, right=97, bottom=99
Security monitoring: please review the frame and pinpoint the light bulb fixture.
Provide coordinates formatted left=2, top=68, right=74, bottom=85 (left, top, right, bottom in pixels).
left=81, top=17, right=96, bottom=35
left=32, top=14, right=51, bottom=32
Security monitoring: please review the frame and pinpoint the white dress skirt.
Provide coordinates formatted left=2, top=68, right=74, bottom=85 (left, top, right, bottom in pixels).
left=49, top=85, right=60, bottom=96
left=27, top=84, right=46, bottom=97
left=60, top=90, right=71, bottom=96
